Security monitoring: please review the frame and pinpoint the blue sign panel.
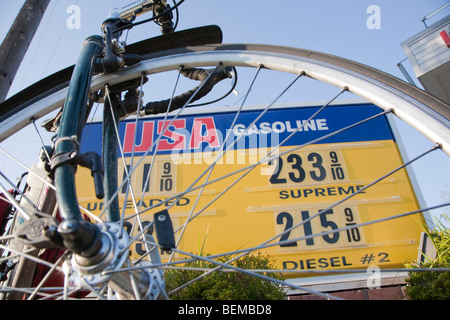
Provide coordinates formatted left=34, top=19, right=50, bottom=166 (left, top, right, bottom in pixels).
left=80, top=103, right=394, bottom=155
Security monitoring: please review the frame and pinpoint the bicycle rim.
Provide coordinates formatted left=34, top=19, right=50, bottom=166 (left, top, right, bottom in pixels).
left=1, top=44, right=449, bottom=300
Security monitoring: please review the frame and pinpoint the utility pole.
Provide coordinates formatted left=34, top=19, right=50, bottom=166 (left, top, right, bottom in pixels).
left=0, top=0, right=50, bottom=102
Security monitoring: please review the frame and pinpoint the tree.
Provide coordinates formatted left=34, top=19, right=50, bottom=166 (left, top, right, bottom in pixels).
left=405, top=216, right=450, bottom=300
left=166, top=252, right=287, bottom=300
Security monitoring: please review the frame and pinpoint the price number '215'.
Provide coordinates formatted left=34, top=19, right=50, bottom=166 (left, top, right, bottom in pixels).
left=275, top=207, right=364, bottom=249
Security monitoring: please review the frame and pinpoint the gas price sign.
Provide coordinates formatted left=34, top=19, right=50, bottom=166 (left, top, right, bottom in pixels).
left=76, top=102, right=426, bottom=277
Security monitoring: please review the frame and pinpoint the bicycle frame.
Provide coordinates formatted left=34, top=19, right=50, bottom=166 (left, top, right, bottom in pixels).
left=54, top=36, right=103, bottom=222
left=48, top=7, right=162, bottom=299
left=52, top=3, right=161, bottom=253
left=0, top=0, right=226, bottom=298
left=50, top=1, right=222, bottom=257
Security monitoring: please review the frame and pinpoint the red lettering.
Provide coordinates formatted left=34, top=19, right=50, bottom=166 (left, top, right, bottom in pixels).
left=123, top=121, right=154, bottom=153
left=189, top=117, right=220, bottom=149
left=157, top=119, right=187, bottom=151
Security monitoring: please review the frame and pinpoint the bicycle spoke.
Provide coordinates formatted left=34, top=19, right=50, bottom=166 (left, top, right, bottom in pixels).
left=178, top=148, right=447, bottom=261
left=268, top=144, right=441, bottom=246
left=168, top=247, right=344, bottom=300
left=276, top=202, right=450, bottom=248
left=170, top=66, right=263, bottom=255
left=106, top=236, right=344, bottom=300
left=124, top=106, right=390, bottom=220
left=0, top=286, right=55, bottom=299
left=175, top=86, right=349, bottom=230
left=192, top=202, right=450, bottom=259
left=171, top=70, right=304, bottom=206
left=80, top=277, right=106, bottom=300
left=30, top=118, right=51, bottom=164
left=1, top=15, right=448, bottom=300
left=0, top=243, right=61, bottom=271
left=127, top=259, right=144, bottom=300
left=0, top=180, right=31, bottom=221
left=139, top=70, right=181, bottom=211
left=0, top=147, right=101, bottom=224
left=0, top=171, right=38, bottom=212
left=135, top=69, right=183, bottom=260
left=120, top=200, right=449, bottom=276
left=0, top=147, right=55, bottom=190
left=27, top=250, right=69, bottom=300
left=98, top=63, right=224, bottom=221
left=107, top=73, right=147, bottom=230
left=0, top=234, right=16, bottom=243
left=103, top=84, right=140, bottom=224
left=131, top=108, right=438, bottom=299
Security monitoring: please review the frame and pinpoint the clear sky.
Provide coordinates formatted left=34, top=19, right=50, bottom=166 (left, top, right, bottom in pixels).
left=0, top=0, right=449, bottom=226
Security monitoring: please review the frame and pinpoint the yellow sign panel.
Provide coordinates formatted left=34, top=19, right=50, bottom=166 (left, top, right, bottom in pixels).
left=76, top=103, right=425, bottom=277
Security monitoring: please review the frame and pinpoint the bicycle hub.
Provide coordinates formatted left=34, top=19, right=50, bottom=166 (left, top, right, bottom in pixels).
left=64, top=222, right=164, bottom=300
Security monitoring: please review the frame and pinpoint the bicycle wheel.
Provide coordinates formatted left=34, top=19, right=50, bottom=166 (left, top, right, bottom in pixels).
left=1, top=43, right=449, bottom=300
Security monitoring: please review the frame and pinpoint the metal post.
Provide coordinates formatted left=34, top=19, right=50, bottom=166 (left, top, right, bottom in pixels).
left=0, top=0, right=50, bottom=102
left=421, top=2, right=450, bottom=28
left=397, top=59, right=417, bottom=86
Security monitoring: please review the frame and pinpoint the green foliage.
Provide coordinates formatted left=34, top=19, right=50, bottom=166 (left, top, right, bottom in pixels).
left=165, top=252, right=287, bottom=300
left=406, top=266, right=450, bottom=300
left=405, top=216, right=450, bottom=300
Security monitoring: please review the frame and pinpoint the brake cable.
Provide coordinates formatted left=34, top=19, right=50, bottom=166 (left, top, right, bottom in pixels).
left=115, top=0, right=185, bottom=33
